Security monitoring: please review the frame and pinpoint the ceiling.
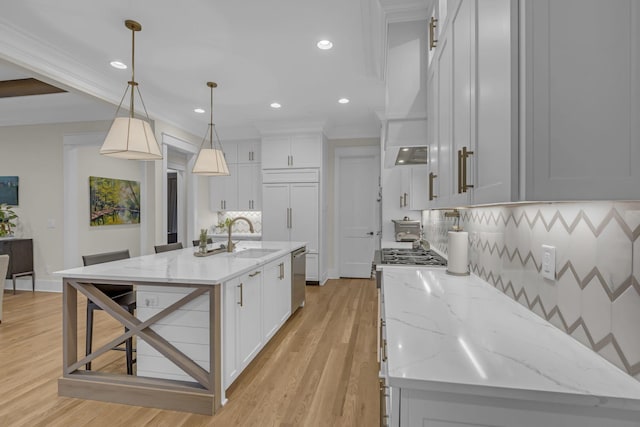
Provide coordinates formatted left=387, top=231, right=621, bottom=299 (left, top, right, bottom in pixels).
left=0, top=0, right=427, bottom=140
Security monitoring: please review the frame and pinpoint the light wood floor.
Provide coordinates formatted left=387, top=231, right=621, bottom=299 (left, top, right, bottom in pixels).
left=0, top=278, right=379, bottom=426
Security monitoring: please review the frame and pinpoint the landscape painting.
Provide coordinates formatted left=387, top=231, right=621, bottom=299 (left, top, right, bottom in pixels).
left=89, top=176, right=140, bottom=226
left=0, top=176, right=19, bottom=205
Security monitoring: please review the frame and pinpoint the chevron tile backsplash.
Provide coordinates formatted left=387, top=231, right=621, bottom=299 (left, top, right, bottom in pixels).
left=422, top=202, right=640, bottom=381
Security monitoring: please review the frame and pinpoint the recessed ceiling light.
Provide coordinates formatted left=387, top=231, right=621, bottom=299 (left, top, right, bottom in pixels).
left=317, top=40, right=333, bottom=50
left=338, top=98, right=349, bottom=104
left=270, top=102, right=282, bottom=109
left=194, top=108, right=205, bottom=114
left=401, top=148, right=410, bottom=152
left=110, top=60, right=127, bottom=70
left=398, top=160, right=405, bottom=163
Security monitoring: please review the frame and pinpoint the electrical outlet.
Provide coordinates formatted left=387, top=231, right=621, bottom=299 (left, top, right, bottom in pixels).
left=144, top=295, right=159, bottom=307
left=541, top=245, right=556, bottom=281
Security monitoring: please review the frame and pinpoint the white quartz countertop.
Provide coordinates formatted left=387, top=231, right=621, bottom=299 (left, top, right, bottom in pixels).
left=382, top=267, right=640, bottom=410
left=54, top=241, right=305, bottom=285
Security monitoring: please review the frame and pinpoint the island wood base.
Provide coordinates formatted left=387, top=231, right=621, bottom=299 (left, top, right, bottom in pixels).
left=59, top=277, right=222, bottom=415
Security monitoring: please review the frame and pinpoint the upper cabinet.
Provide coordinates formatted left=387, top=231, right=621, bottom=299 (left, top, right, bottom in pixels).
left=425, top=0, right=640, bottom=207
left=426, top=0, right=517, bottom=208
left=523, top=0, right=640, bottom=200
left=261, top=134, right=323, bottom=169
left=210, top=139, right=262, bottom=211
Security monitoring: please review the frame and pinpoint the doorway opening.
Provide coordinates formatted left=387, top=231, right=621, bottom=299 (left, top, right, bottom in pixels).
left=167, top=171, right=178, bottom=244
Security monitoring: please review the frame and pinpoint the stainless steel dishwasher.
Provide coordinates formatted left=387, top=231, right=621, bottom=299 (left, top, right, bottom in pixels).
left=291, top=247, right=306, bottom=313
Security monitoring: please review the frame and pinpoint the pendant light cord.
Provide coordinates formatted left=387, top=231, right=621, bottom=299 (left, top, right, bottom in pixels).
left=129, top=26, right=136, bottom=119
left=210, top=85, right=214, bottom=149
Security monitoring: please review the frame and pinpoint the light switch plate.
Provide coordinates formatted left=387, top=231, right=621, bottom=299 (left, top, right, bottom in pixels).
left=541, top=245, right=556, bottom=281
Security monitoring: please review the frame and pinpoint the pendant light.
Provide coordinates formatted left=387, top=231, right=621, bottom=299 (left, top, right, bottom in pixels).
left=192, top=82, right=230, bottom=176
left=100, top=20, right=162, bottom=160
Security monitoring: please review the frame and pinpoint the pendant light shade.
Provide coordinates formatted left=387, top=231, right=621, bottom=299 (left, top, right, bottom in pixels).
left=100, top=20, right=162, bottom=161
left=192, top=82, right=230, bottom=176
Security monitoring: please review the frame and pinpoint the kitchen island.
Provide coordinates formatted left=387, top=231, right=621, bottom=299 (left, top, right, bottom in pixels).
left=379, top=268, right=640, bottom=426
left=55, top=241, right=305, bottom=415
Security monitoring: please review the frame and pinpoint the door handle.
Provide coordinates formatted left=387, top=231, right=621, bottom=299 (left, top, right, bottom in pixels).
left=429, top=172, right=438, bottom=201
left=278, top=262, right=284, bottom=279
left=457, top=149, right=463, bottom=194
left=399, top=195, right=403, bottom=208
left=238, top=283, right=243, bottom=307
left=367, top=232, right=374, bottom=236
left=462, top=146, right=474, bottom=192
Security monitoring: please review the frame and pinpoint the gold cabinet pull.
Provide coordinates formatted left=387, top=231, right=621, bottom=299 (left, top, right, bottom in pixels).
left=238, top=283, right=243, bottom=307
left=382, top=339, right=388, bottom=362
left=462, top=146, right=474, bottom=192
left=249, top=270, right=261, bottom=278
left=429, top=172, right=438, bottom=201
left=457, top=149, right=463, bottom=194
left=429, top=16, right=438, bottom=51
left=399, top=195, right=404, bottom=208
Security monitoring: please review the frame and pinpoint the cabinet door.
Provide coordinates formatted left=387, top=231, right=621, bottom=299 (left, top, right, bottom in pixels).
left=290, top=183, right=319, bottom=253
left=526, top=0, right=640, bottom=200
left=449, top=0, right=473, bottom=206
left=236, top=140, right=261, bottom=164
left=435, top=28, right=453, bottom=208
left=426, top=65, right=439, bottom=206
left=407, top=167, right=430, bottom=210
left=472, top=0, right=518, bottom=204
left=262, top=184, right=290, bottom=241
left=238, top=269, right=263, bottom=368
left=262, top=256, right=291, bottom=341
left=290, top=134, right=322, bottom=168
left=223, top=278, right=240, bottom=388
left=237, top=163, right=261, bottom=211
left=261, top=136, right=291, bottom=169
left=209, top=164, right=238, bottom=211
left=222, top=144, right=238, bottom=165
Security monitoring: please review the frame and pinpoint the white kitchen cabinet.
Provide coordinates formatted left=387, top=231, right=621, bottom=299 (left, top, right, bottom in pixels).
left=209, top=163, right=238, bottom=211
left=262, top=183, right=318, bottom=253
left=236, top=140, right=261, bottom=164
left=523, top=0, right=640, bottom=200
left=425, top=0, right=517, bottom=208
left=238, top=268, right=263, bottom=368
left=237, top=163, right=261, bottom=211
left=261, top=134, right=323, bottom=169
left=222, top=268, right=264, bottom=388
left=223, top=277, right=240, bottom=387
left=262, top=181, right=319, bottom=281
left=262, top=255, right=291, bottom=341
left=399, top=166, right=429, bottom=210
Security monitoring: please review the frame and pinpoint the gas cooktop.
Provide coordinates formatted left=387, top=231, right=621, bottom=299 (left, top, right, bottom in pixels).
left=380, top=248, right=447, bottom=266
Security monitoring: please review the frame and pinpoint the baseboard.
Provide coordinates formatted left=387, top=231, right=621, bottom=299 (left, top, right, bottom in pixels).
left=4, top=278, right=61, bottom=293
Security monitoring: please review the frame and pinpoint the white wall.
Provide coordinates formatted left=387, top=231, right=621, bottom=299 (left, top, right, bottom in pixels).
left=0, top=121, right=110, bottom=290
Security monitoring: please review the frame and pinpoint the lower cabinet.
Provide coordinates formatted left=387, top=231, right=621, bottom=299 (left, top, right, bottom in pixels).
left=223, top=268, right=263, bottom=388
left=223, top=254, right=293, bottom=390
left=263, top=255, right=291, bottom=341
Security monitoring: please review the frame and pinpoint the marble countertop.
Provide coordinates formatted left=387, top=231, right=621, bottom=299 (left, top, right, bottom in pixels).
left=54, top=241, right=305, bottom=286
left=381, top=267, right=640, bottom=410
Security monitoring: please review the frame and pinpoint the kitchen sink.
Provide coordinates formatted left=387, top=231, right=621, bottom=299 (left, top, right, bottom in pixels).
left=233, top=248, right=279, bottom=258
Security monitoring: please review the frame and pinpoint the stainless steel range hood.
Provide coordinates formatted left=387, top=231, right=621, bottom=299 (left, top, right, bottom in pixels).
left=382, top=118, right=428, bottom=168
left=394, top=146, right=428, bottom=165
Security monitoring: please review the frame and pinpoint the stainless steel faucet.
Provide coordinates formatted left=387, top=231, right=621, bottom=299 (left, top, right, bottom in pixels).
left=226, top=217, right=255, bottom=252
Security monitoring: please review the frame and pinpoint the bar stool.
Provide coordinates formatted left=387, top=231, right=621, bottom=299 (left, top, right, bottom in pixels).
left=82, top=249, right=135, bottom=375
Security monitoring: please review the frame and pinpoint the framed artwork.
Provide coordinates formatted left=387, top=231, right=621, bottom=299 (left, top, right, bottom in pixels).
left=89, top=176, right=141, bottom=226
left=0, top=176, right=19, bottom=205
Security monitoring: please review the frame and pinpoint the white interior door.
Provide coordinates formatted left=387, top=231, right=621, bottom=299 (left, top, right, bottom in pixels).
left=337, top=147, right=380, bottom=278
